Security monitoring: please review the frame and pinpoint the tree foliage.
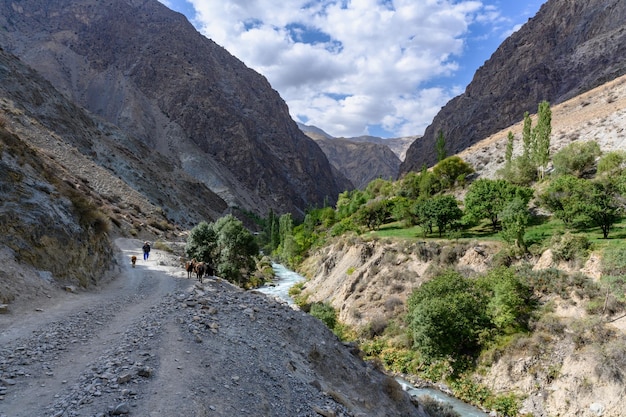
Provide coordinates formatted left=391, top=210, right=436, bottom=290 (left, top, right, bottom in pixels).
left=499, top=198, right=531, bottom=250
left=552, top=140, right=601, bottom=178
left=533, top=100, right=552, bottom=179
left=407, top=270, right=489, bottom=362
left=540, top=175, right=622, bottom=238
left=464, top=179, right=533, bottom=231
left=185, top=221, right=217, bottom=264
left=432, top=156, right=474, bottom=190
left=407, top=268, right=532, bottom=367
left=186, top=215, right=259, bottom=286
left=597, top=151, right=626, bottom=176
left=436, top=130, right=447, bottom=162
left=356, top=199, right=392, bottom=230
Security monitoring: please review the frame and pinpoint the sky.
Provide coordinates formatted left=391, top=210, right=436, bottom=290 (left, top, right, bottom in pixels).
left=158, top=0, right=546, bottom=138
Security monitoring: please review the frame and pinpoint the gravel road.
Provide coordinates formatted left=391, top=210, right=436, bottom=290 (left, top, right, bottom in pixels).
left=0, top=238, right=426, bottom=417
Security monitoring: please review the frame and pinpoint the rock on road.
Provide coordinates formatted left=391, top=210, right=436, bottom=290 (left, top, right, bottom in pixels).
left=0, top=238, right=426, bottom=417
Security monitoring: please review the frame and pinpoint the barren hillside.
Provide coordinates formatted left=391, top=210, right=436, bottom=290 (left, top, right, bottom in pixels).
left=460, top=74, right=626, bottom=178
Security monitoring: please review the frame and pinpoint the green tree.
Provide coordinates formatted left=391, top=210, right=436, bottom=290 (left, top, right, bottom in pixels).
left=533, top=100, right=552, bottom=179
left=539, top=175, right=587, bottom=227
left=552, top=140, right=601, bottom=178
left=584, top=178, right=622, bottom=239
left=213, top=214, right=259, bottom=285
left=428, top=195, right=463, bottom=237
left=336, top=189, right=370, bottom=219
left=397, top=171, right=421, bottom=199
left=185, top=221, right=218, bottom=264
left=541, top=175, right=622, bottom=238
left=278, top=213, right=294, bottom=247
left=464, top=179, right=533, bottom=231
left=410, top=197, right=435, bottom=235
left=522, top=111, right=533, bottom=162
left=432, top=156, right=474, bottom=190
left=419, top=166, right=440, bottom=196
left=436, top=130, right=447, bottom=162
left=475, top=267, right=531, bottom=333
left=499, top=198, right=531, bottom=250
left=366, top=178, right=395, bottom=198
left=356, top=199, right=392, bottom=230
left=390, top=196, right=412, bottom=225
left=407, top=270, right=489, bottom=363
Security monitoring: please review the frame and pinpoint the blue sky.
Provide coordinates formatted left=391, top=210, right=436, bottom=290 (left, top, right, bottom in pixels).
left=158, top=0, right=546, bottom=138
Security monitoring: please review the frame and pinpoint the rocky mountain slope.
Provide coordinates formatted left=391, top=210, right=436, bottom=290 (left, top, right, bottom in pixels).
left=313, top=137, right=400, bottom=189
left=459, top=73, right=626, bottom=180
left=0, top=0, right=348, bottom=218
left=298, top=123, right=415, bottom=188
left=400, top=0, right=626, bottom=175
left=0, top=44, right=235, bottom=303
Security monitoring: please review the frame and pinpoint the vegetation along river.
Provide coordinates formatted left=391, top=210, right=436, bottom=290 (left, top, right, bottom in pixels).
left=258, top=264, right=489, bottom=417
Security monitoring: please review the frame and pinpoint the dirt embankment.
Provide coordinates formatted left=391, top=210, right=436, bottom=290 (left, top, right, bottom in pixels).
left=299, top=237, right=626, bottom=417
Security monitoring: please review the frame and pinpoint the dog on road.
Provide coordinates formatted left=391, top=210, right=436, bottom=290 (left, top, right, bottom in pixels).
left=131, top=255, right=137, bottom=267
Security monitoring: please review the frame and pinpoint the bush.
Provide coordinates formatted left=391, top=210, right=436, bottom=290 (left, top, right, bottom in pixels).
left=550, top=232, right=590, bottom=263
left=552, top=140, right=601, bottom=177
left=310, top=302, right=337, bottom=330
left=419, top=395, right=460, bottom=417
left=602, top=247, right=626, bottom=276
left=407, top=270, right=490, bottom=364
left=594, top=338, right=626, bottom=383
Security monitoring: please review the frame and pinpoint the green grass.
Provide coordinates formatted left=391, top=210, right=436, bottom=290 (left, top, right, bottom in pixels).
left=365, top=216, right=626, bottom=253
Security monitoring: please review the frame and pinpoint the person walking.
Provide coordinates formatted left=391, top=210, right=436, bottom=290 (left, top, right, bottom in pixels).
left=142, top=241, right=151, bottom=261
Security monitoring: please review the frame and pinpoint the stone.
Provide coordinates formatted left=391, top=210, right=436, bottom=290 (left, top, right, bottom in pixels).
left=112, top=402, right=130, bottom=415
left=116, top=373, right=132, bottom=384
left=137, top=367, right=153, bottom=378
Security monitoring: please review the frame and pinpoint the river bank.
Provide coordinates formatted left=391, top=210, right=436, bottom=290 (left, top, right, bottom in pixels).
left=259, top=263, right=489, bottom=417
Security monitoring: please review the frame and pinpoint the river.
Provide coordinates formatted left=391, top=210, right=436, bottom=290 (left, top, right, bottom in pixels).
left=258, top=263, right=489, bottom=417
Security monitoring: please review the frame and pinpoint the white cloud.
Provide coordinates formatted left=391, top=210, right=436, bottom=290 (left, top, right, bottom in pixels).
left=172, top=0, right=535, bottom=138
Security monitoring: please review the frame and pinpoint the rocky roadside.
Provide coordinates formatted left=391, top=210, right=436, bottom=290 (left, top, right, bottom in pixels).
left=0, top=239, right=427, bottom=417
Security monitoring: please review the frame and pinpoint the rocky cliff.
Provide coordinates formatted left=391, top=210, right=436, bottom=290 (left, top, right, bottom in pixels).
left=400, top=0, right=626, bottom=175
left=0, top=45, right=231, bottom=299
left=298, top=123, right=414, bottom=188
left=0, top=0, right=346, bottom=218
left=313, top=137, right=400, bottom=189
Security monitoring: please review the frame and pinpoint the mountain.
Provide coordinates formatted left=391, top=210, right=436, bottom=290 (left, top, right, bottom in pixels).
left=0, top=0, right=347, bottom=218
left=0, top=44, right=225, bottom=294
left=400, top=0, right=626, bottom=176
left=345, top=135, right=417, bottom=163
left=298, top=123, right=415, bottom=189
left=313, top=137, right=400, bottom=189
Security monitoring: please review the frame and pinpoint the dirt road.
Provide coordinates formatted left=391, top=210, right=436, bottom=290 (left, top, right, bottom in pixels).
left=0, top=238, right=425, bottom=417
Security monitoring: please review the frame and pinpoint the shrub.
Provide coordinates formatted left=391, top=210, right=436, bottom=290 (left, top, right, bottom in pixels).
left=594, top=338, right=626, bottom=382
left=602, top=247, right=626, bottom=276
left=550, top=232, right=590, bottom=263
left=552, top=140, right=601, bottom=177
left=419, top=395, right=460, bottom=417
left=597, top=151, right=626, bottom=175
left=486, top=393, right=521, bottom=417
left=310, top=302, right=337, bottom=330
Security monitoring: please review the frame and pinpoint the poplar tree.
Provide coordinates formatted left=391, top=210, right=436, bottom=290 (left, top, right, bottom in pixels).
left=505, top=131, right=514, bottom=167
left=435, top=130, right=447, bottom=162
left=533, top=100, right=552, bottom=180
